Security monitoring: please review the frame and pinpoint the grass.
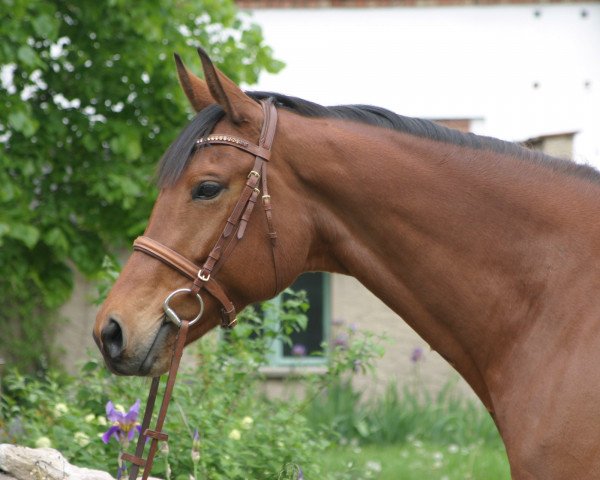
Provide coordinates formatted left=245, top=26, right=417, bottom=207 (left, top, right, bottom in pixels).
left=303, top=373, right=511, bottom=479
left=319, top=442, right=510, bottom=480
left=305, top=376, right=502, bottom=447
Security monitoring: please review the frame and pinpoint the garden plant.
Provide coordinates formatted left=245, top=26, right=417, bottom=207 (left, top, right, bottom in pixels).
left=0, top=290, right=383, bottom=479
left=0, top=290, right=509, bottom=479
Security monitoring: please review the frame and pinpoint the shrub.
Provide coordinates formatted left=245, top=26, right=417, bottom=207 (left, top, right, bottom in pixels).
left=0, top=290, right=384, bottom=479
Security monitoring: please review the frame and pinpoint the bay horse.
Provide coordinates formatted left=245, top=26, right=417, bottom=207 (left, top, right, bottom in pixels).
left=94, top=48, right=600, bottom=479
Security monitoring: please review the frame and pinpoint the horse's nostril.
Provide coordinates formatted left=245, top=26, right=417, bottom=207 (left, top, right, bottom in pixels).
left=101, top=317, right=124, bottom=360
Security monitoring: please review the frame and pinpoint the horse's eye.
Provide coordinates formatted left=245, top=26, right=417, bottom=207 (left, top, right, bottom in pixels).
left=192, top=181, right=223, bottom=200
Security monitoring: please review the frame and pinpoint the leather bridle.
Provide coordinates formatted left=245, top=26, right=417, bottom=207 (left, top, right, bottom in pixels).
left=122, top=98, right=280, bottom=479
left=134, top=97, right=280, bottom=329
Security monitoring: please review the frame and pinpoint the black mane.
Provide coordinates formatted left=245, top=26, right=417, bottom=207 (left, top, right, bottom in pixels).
left=157, top=91, right=600, bottom=186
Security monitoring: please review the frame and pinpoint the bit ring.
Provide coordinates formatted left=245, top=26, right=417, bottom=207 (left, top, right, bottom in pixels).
left=163, top=288, right=204, bottom=327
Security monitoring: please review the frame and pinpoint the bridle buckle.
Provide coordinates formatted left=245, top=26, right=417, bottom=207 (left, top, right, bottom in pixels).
left=198, top=269, right=210, bottom=282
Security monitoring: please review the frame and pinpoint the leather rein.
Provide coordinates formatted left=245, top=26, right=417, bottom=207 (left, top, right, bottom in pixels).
left=122, top=98, right=279, bottom=479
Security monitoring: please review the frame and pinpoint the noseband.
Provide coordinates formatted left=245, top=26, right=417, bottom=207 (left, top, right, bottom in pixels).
left=121, top=98, right=280, bottom=479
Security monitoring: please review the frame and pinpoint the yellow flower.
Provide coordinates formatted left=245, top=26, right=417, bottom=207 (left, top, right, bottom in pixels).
left=241, top=416, right=254, bottom=429
left=35, top=437, right=52, bottom=448
left=228, top=429, right=241, bottom=441
left=74, top=431, right=90, bottom=447
left=53, top=403, right=69, bottom=417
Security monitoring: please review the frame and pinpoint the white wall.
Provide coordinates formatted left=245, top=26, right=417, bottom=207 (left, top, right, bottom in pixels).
left=244, top=3, right=600, bottom=396
left=248, top=3, right=600, bottom=165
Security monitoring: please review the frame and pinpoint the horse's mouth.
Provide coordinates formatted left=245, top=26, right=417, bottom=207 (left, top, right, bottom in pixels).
left=138, top=320, right=175, bottom=376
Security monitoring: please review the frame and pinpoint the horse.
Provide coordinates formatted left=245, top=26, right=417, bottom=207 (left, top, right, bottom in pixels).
left=93, top=48, right=600, bottom=479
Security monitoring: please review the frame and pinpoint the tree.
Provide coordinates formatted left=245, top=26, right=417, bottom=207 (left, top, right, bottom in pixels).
left=0, top=0, right=284, bottom=370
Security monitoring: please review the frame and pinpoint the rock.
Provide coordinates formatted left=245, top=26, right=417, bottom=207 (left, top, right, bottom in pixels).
left=0, top=444, right=113, bottom=480
left=0, top=444, right=162, bottom=480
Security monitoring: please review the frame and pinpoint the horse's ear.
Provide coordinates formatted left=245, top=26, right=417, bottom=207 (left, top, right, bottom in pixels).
left=174, top=53, right=213, bottom=112
left=197, top=47, right=260, bottom=125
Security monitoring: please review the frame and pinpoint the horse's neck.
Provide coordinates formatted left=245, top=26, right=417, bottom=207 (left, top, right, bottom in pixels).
left=287, top=117, right=600, bottom=407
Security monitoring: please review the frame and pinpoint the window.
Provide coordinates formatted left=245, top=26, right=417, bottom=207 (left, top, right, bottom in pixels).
left=266, top=272, right=330, bottom=367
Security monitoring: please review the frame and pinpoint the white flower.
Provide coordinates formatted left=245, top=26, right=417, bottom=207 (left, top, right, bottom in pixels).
left=241, top=416, right=253, bottom=429
left=35, top=436, right=52, bottom=448
left=53, top=403, right=69, bottom=417
left=228, top=429, right=241, bottom=440
left=365, top=461, right=382, bottom=473
left=84, top=414, right=96, bottom=423
left=432, top=451, right=444, bottom=469
left=448, top=444, right=459, bottom=454
left=97, top=416, right=107, bottom=426
left=74, top=431, right=90, bottom=447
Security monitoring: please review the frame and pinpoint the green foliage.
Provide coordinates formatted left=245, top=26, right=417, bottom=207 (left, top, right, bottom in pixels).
left=0, top=291, right=381, bottom=479
left=0, top=292, right=509, bottom=479
left=304, top=371, right=502, bottom=449
left=302, top=362, right=508, bottom=479
left=0, top=0, right=284, bottom=370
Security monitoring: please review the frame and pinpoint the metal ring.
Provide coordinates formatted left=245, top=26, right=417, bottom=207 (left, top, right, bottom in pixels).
left=162, top=288, right=204, bottom=328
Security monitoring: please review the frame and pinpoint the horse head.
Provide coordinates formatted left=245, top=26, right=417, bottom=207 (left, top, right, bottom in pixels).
left=93, top=49, right=312, bottom=376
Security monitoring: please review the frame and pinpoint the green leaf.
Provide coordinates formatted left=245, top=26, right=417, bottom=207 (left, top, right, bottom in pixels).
left=9, top=223, right=40, bottom=248
left=81, top=134, right=99, bottom=152
left=0, top=181, right=17, bottom=201
left=0, top=222, right=9, bottom=244
left=32, top=13, right=59, bottom=41
left=44, top=227, right=69, bottom=253
left=41, top=263, right=73, bottom=307
left=109, top=129, right=142, bottom=161
left=8, top=110, right=39, bottom=137
left=16, top=45, right=39, bottom=68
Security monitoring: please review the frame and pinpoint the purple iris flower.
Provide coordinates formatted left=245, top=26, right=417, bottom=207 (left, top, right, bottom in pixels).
left=333, top=333, right=349, bottom=350
left=291, top=344, right=307, bottom=357
left=192, top=428, right=201, bottom=463
left=101, top=399, right=142, bottom=444
left=410, top=347, right=424, bottom=364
